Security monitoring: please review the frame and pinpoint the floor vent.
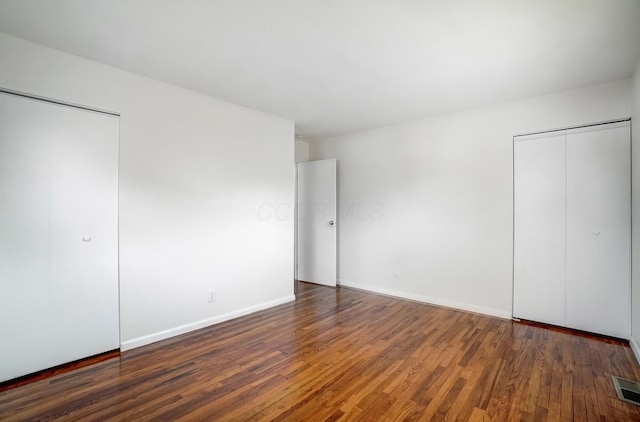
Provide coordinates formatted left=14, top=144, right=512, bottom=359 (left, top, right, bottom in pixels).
left=612, top=376, right=640, bottom=406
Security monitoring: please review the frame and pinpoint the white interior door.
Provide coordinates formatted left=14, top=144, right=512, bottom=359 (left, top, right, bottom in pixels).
left=0, top=92, right=120, bottom=383
left=296, top=159, right=337, bottom=287
left=513, top=132, right=567, bottom=326
left=565, top=123, right=630, bottom=338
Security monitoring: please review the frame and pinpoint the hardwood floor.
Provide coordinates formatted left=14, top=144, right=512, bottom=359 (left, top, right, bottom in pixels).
left=2, top=281, right=640, bottom=421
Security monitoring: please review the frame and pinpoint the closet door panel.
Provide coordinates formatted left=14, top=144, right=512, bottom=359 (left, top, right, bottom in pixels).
left=513, top=133, right=566, bottom=326
left=566, top=124, right=630, bottom=338
left=49, top=107, right=120, bottom=358
left=0, top=95, right=53, bottom=381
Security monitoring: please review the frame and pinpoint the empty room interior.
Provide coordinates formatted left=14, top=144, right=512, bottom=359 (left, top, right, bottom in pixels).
left=2, top=0, right=640, bottom=420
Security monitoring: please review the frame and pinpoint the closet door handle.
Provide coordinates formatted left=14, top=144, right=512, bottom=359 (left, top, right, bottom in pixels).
left=82, top=236, right=92, bottom=242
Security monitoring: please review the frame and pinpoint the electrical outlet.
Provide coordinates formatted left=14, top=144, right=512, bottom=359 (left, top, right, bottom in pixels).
left=394, top=271, right=401, bottom=279
left=208, top=289, right=216, bottom=303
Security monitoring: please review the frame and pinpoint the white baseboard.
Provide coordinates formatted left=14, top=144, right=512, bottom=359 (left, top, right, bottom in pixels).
left=120, top=295, right=296, bottom=351
left=337, top=279, right=511, bottom=320
left=630, top=336, right=640, bottom=365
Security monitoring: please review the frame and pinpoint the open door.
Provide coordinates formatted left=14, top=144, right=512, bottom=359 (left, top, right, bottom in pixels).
left=296, top=159, right=337, bottom=287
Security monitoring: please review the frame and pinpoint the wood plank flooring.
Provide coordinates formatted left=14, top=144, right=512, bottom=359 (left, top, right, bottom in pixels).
left=2, top=281, right=640, bottom=421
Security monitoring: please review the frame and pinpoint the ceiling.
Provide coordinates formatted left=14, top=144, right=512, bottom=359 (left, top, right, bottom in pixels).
left=0, top=1, right=639, bottom=139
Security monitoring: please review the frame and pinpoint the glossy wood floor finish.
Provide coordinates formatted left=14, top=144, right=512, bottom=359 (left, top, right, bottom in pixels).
left=2, top=282, right=640, bottom=421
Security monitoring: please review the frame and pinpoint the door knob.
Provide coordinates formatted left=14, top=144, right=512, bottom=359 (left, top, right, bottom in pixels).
left=328, top=220, right=335, bottom=226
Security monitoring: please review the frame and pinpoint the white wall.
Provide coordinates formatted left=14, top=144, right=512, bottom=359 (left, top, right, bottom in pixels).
left=295, top=139, right=310, bottom=163
left=310, top=79, right=632, bottom=318
left=0, top=33, right=295, bottom=350
left=632, top=61, right=640, bottom=357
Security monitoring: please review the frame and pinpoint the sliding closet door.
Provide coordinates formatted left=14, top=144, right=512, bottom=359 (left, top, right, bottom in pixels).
left=565, top=123, right=630, bottom=339
left=0, top=94, right=51, bottom=382
left=513, top=133, right=566, bottom=326
left=0, top=93, right=119, bottom=383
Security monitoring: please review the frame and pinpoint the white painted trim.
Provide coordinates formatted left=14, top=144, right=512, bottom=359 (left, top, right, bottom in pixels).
left=120, top=295, right=296, bottom=351
left=337, top=279, right=512, bottom=320
left=630, top=336, right=640, bottom=365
